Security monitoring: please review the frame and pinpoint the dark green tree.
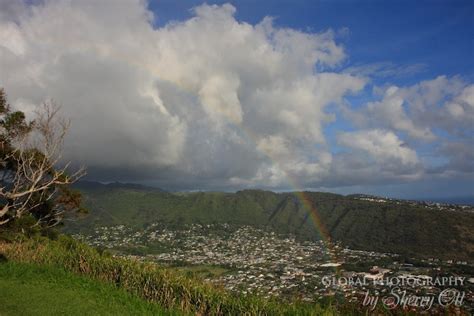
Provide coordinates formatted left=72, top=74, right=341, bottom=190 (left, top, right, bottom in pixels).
left=0, top=88, right=85, bottom=229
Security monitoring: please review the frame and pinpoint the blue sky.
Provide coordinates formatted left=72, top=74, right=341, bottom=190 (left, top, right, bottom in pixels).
left=149, top=0, right=474, bottom=200
left=143, top=0, right=474, bottom=200
left=1, top=0, right=473, bottom=201
left=149, top=0, right=474, bottom=83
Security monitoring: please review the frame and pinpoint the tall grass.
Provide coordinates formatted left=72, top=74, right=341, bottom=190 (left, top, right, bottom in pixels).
left=0, top=261, right=177, bottom=315
left=0, top=235, right=335, bottom=315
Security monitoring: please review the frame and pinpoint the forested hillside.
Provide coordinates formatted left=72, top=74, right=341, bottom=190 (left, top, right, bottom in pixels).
left=69, top=183, right=474, bottom=261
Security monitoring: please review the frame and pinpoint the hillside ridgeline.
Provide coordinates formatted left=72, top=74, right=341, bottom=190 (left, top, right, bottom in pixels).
left=69, top=184, right=474, bottom=261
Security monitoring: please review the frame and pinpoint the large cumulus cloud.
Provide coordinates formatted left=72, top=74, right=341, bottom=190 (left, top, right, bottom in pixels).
left=0, top=0, right=472, bottom=190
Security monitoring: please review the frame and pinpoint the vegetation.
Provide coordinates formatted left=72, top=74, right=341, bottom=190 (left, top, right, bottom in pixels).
left=70, top=183, right=474, bottom=260
left=0, top=88, right=84, bottom=228
left=0, top=88, right=334, bottom=315
left=0, top=235, right=336, bottom=315
left=169, top=264, right=233, bottom=280
left=0, top=261, right=176, bottom=316
left=0, top=87, right=469, bottom=314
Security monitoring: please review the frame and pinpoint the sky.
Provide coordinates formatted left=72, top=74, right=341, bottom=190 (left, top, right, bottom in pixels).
left=0, top=0, right=473, bottom=199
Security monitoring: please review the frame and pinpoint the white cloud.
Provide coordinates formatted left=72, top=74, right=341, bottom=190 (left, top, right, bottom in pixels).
left=0, top=1, right=365, bottom=188
left=348, top=76, right=473, bottom=141
left=0, top=1, right=471, bottom=190
left=343, top=62, right=427, bottom=79
left=443, top=84, right=474, bottom=125
left=364, top=86, right=436, bottom=140
left=338, top=129, right=419, bottom=167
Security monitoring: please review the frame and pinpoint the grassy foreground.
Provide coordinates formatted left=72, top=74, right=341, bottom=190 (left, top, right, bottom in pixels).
left=0, top=235, right=336, bottom=315
left=0, top=261, right=176, bottom=316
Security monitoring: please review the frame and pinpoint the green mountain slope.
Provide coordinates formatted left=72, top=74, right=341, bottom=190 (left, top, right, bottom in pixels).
left=69, top=185, right=474, bottom=261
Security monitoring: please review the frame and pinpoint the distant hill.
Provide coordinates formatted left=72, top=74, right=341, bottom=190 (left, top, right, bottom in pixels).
left=74, top=181, right=166, bottom=192
left=348, top=193, right=474, bottom=206
left=68, top=186, right=474, bottom=261
left=414, top=196, right=474, bottom=206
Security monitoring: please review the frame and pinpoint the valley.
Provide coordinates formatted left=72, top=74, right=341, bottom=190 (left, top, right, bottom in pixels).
left=74, top=222, right=474, bottom=313
left=66, top=183, right=474, bottom=313
left=70, top=183, right=474, bottom=261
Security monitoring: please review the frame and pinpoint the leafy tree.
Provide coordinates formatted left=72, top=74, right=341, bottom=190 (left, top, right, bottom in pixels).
left=0, top=88, right=85, bottom=229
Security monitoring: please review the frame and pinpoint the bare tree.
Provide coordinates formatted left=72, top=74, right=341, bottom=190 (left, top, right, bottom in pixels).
left=0, top=92, right=85, bottom=227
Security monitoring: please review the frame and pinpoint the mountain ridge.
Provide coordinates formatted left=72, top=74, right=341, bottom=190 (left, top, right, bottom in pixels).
left=68, top=184, right=474, bottom=261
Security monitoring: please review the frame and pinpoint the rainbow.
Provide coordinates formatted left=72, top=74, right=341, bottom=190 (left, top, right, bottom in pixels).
left=230, top=127, right=342, bottom=272
left=64, top=46, right=342, bottom=271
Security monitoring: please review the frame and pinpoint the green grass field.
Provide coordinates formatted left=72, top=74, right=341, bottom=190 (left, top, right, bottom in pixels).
left=0, top=261, right=180, bottom=316
left=170, top=264, right=232, bottom=279
left=0, top=236, right=336, bottom=315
